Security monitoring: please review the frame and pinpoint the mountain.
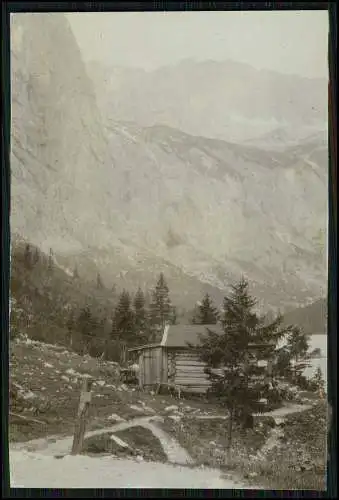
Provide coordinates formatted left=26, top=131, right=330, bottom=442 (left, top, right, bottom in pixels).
left=86, top=58, right=327, bottom=144
left=283, top=298, right=327, bottom=335
left=10, top=13, right=328, bottom=313
left=241, top=128, right=327, bottom=152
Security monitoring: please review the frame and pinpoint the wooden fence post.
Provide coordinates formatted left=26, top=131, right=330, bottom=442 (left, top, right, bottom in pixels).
left=71, top=377, right=93, bottom=455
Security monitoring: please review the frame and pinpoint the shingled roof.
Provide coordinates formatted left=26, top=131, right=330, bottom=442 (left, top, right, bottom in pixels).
left=161, top=324, right=223, bottom=348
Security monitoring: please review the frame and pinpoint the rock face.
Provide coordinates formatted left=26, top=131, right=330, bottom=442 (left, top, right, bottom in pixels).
left=11, top=13, right=113, bottom=253
left=10, top=13, right=328, bottom=310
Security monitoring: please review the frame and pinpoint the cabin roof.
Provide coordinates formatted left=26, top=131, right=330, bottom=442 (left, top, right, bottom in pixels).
left=128, top=324, right=275, bottom=352
left=161, top=324, right=223, bottom=348
left=127, top=343, right=161, bottom=352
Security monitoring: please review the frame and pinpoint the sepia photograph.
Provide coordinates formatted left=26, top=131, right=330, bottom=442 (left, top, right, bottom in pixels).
left=8, top=8, right=329, bottom=490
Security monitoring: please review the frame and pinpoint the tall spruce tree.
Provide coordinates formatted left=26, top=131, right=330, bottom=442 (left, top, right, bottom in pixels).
left=133, top=287, right=148, bottom=341
left=33, top=247, right=40, bottom=265
left=274, top=325, right=310, bottom=385
left=193, top=277, right=287, bottom=451
left=150, top=273, right=172, bottom=336
left=77, top=305, right=97, bottom=353
left=194, top=293, right=219, bottom=324
left=286, top=326, right=310, bottom=381
left=48, top=248, right=53, bottom=270
left=114, top=290, right=135, bottom=345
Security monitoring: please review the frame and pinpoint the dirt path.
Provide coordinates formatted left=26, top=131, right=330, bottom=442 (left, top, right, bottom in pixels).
left=10, top=450, right=261, bottom=488
left=11, top=415, right=193, bottom=465
left=255, top=403, right=314, bottom=457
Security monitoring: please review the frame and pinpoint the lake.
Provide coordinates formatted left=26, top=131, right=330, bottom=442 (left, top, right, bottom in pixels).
left=304, top=334, right=328, bottom=385
left=277, top=334, right=327, bottom=385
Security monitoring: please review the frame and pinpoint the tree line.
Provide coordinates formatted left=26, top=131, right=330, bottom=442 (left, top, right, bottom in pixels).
left=67, top=272, right=178, bottom=361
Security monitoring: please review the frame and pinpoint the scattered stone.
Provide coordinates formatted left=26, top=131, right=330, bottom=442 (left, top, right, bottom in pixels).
left=169, top=415, right=182, bottom=422
left=165, top=405, right=179, bottom=412
left=107, top=414, right=126, bottom=423
left=129, top=405, right=145, bottom=413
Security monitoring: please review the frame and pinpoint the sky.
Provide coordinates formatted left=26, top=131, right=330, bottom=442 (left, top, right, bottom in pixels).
left=66, top=10, right=329, bottom=79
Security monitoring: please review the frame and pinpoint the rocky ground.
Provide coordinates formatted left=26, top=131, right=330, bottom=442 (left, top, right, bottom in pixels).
left=9, top=335, right=327, bottom=490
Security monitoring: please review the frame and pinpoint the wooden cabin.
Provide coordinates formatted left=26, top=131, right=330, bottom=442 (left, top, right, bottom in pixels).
left=128, top=324, right=275, bottom=394
left=128, top=324, right=224, bottom=393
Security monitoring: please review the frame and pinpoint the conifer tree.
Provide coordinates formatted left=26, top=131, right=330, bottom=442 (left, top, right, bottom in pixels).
left=114, top=290, right=135, bottom=344
left=33, top=247, right=40, bottom=265
left=285, top=326, right=310, bottom=381
left=77, top=305, right=97, bottom=353
left=193, top=277, right=287, bottom=451
left=150, top=273, right=172, bottom=333
left=48, top=248, right=53, bottom=271
left=133, top=287, right=148, bottom=340
left=194, top=293, right=219, bottom=324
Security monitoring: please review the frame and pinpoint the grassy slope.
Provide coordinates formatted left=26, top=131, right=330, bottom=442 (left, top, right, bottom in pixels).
left=82, top=426, right=167, bottom=463
left=159, top=402, right=327, bottom=490
left=10, top=240, right=117, bottom=346
left=9, top=336, right=220, bottom=443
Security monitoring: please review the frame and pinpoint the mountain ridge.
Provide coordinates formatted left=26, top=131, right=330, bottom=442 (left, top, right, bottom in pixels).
left=10, top=13, right=328, bottom=313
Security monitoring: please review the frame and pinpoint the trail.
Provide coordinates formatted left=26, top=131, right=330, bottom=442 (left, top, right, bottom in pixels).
left=255, top=403, right=314, bottom=457
left=10, top=450, right=260, bottom=488
left=11, top=415, right=193, bottom=465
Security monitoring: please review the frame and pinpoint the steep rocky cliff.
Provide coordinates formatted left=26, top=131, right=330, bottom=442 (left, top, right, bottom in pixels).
left=10, top=13, right=328, bottom=310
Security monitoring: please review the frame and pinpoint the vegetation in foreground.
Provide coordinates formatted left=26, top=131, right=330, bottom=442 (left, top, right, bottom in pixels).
left=82, top=426, right=167, bottom=463
left=160, top=401, right=327, bottom=490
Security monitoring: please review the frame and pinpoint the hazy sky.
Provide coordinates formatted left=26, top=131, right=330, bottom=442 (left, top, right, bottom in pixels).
left=66, top=10, right=328, bottom=79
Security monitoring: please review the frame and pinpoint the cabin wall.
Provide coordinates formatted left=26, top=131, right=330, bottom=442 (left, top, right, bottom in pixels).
left=168, top=348, right=211, bottom=393
left=138, top=347, right=166, bottom=388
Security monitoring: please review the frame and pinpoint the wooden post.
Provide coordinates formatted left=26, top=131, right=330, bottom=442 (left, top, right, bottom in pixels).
left=71, top=378, right=93, bottom=455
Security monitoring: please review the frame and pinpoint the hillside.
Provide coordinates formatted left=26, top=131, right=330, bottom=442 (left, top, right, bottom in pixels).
left=283, top=299, right=327, bottom=335
left=10, top=13, right=327, bottom=312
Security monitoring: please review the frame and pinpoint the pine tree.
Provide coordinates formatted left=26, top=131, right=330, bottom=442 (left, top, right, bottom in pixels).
left=149, top=273, right=172, bottom=337
left=114, top=290, right=135, bottom=344
left=194, top=293, right=219, bottom=324
left=48, top=248, right=53, bottom=271
left=193, top=277, right=286, bottom=452
left=33, top=247, right=40, bottom=265
left=77, top=305, right=97, bottom=353
left=133, top=287, right=148, bottom=341
left=278, top=326, right=310, bottom=384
